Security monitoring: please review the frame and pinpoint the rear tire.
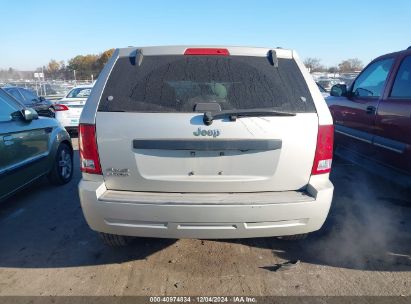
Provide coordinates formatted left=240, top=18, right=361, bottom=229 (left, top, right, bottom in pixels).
left=278, top=233, right=308, bottom=240
left=99, top=232, right=132, bottom=247
left=48, top=143, right=73, bottom=185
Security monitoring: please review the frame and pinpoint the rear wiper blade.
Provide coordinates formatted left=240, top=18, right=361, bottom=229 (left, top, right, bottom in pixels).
left=203, top=109, right=295, bottom=125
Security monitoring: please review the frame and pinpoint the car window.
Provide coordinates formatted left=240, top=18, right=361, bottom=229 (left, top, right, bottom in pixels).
left=67, top=88, right=92, bottom=98
left=99, top=56, right=316, bottom=113
left=317, top=83, right=326, bottom=92
left=5, top=88, right=24, bottom=102
left=352, top=58, right=394, bottom=97
left=20, top=88, right=39, bottom=103
left=0, top=89, right=21, bottom=122
left=390, top=56, right=411, bottom=98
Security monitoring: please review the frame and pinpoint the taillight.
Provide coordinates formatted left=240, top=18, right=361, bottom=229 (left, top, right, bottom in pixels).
left=54, top=104, right=69, bottom=111
left=79, top=124, right=102, bottom=174
left=311, top=125, right=334, bottom=175
left=184, top=48, right=230, bottom=56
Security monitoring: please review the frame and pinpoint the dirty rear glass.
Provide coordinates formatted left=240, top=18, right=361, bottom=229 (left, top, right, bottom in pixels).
left=98, top=55, right=316, bottom=113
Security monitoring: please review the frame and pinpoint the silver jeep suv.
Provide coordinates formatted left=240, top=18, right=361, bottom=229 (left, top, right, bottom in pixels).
left=78, top=46, right=334, bottom=246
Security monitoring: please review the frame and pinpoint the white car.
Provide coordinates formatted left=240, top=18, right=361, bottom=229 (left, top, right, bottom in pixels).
left=54, top=85, right=93, bottom=132
left=78, top=46, right=334, bottom=246
left=316, top=78, right=343, bottom=92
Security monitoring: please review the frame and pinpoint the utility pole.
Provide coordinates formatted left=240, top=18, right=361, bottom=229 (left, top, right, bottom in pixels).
left=41, top=66, right=46, bottom=96
left=34, top=74, right=38, bottom=95
left=91, top=74, right=93, bottom=83
left=73, top=70, right=77, bottom=85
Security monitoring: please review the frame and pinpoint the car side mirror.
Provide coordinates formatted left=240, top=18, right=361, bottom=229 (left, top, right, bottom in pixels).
left=22, top=108, right=39, bottom=121
left=39, top=96, right=46, bottom=102
left=330, top=84, right=348, bottom=97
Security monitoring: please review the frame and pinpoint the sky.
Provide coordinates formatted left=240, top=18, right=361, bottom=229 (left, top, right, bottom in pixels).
left=1, top=0, right=410, bottom=70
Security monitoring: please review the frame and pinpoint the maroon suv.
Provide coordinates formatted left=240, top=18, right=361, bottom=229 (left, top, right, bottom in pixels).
left=327, top=47, right=411, bottom=187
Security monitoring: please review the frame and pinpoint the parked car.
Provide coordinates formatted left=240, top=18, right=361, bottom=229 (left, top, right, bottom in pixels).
left=54, top=85, right=93, bottom=132
left=327, top=47, right=411, bottom=187
left=317, top=78, right=343, bottom=91
left=2, top=86, right=56, bottom=117
left=317, top=82, right=330, bottom=98
left=78, top=46, right=334, bottom=246
left=0, top=88, right=74, bottom=201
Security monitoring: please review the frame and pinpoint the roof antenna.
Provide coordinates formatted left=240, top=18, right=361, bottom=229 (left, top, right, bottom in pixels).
left=270, top=50, right=279, bottom=68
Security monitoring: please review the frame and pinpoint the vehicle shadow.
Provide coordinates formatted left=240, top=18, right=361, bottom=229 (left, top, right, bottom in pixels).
left=0, top=151, right=176, bottom=268
left=0, top=155, right=409, bottom=270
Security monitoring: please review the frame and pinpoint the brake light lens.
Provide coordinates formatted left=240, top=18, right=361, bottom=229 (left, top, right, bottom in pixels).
left=54, top=104, right=69, bottom=111
left=312, top=125, right=334, bottom=175
left=79, top=124, right=102, bottom=174
left=184, top=48, right=230, bottom=56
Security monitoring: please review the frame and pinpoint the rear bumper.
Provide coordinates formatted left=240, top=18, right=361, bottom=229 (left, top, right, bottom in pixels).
left=78, top=176, right=333, bottom=239
left=56, top=115, right=80, bottom=128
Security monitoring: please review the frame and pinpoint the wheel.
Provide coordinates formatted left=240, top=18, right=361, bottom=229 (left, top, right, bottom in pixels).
left=278, top=233, right=308, bottom=240
left=99, top=232, right=132, bottom=247
left=48, top=143, right=73, bottom=185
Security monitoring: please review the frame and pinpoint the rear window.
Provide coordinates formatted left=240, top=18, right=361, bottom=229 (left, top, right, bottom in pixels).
left=98, top=55, right=316, bottom=113
left=67, top=87, right=92, bottom=98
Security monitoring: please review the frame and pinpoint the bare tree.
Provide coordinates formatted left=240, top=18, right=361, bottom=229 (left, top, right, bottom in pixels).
left=303, top=57, right=324, bottom=72
left=338, top=58, right=363, bottom=73
left=327, top=66, right=338, bottom=73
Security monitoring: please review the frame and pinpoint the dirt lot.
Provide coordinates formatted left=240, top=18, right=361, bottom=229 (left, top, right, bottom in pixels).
left=0, top=137, right=410, bottom=296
